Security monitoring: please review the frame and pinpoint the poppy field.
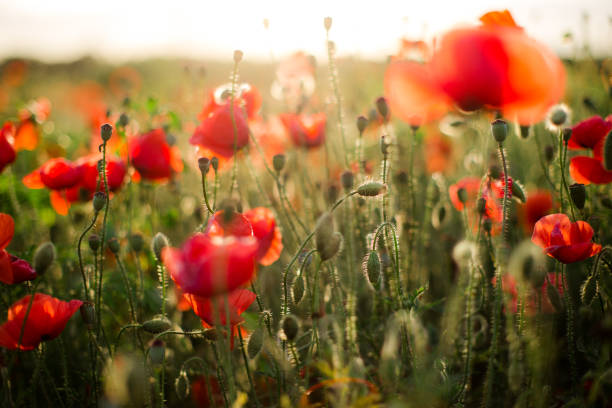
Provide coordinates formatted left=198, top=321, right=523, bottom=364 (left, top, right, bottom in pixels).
left=2, top=9, right=612, bottom=408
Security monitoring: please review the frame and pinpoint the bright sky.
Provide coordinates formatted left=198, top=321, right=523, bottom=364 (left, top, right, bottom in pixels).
left=0, top=0, right=610, bottom=62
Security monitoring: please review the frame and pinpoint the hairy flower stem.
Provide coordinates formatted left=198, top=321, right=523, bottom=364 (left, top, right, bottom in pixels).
left=558, top=131, right=576, bottom=220
left=77, top=212, right=99, bottom=301
left=372, top=222, right=403, bottom=309
left=97, top=139, right=111, bottom=334
left=200, top=171, right=214, bottom=214
left=562, top=265, right=577, bottom=386
left=238, top=327, right=261, bottom=408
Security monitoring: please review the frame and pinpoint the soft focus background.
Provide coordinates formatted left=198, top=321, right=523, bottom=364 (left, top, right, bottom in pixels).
left=0, top=0, right=610, bottom=62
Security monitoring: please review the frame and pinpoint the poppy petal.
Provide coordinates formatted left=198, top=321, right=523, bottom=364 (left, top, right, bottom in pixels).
left=569, top=156, right=612, bottom=185
left=0, top=213, right=14, bottom=250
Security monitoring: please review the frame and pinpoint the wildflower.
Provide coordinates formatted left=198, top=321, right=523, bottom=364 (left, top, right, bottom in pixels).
left=519, top=190, right=554, bottom=233
left=205, top=210, right=253, bottom=238
left=0, top=293, right=82, bottom=350
left=199, top=83, right=262, bottom=121
left=244, top=207, right=283, bottom=266
left=129, top=128, right=183, bottom=181
left=0, top=123, right=16, bottom=174
left=567, top=115, right=612, bottom=184
left=531, top=213, right=601, bottom=263
left=0, top=214, right=36, bottom=285
left=279, top=112, right=326, bottom=148
left=163, top=233, right=258, bottom=297
left=23, top=158, right=81, bottom=191
left=190, top=103, right=250, bottom=158
left=424, top=132, right=453, bottom=174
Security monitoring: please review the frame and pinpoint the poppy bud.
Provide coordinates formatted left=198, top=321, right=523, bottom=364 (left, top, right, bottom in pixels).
left=233, top=50, right=243, bottom=64
left=340, top=170, right=354, bottom=190
left=457, top=187, right=468, bottom=205
left=80, top=301, right=96, bottom=330
left=357, top=181, right=387, bottom=197
left=364, top=250, right=381, bottom=286
left=149, top=340, right=165, bottom=365
left=327, top=184, right=339, bottom=204
left=511, top=181, right=526, bottom=203
left=117, top=113, right=129, bottom=127
left=508, top=240, right=546, bottom=287
left=519, top=125, right=530, bottom=139
left=198, top=157, right=210, bottom=175
left=281, top=314, right=300, bottom=342
left=142, top=316, right=172, bottom=334
left=491, top=119, right=508, bottom=143
left=544, top=145, right=554, bottom=162
left=175, top=371, right=190, bottom=401
left=93, top=191, right=106, bottom=212
left=108, top=238, right=120, bottom=254
left=375, top=97, right=388, bottom=120
left=562, top=128, right=572, bottom=145
left=603, top=130, right=612, bottom=171
left=431, top=203, right=448, bottom=230
left=550, top=107, right=568, bottom=126
left=88, top=234, right=100, bottom=252
left=273, top=154, right=286, bottom=172
left=476, top=197, right=487, bottom=215
left=129, top=233, right=144, bottom=252
left=247, top=326, right=264, bottom=358
left=380, top=135, right=390, bottom=155
left=101, top=124, right=113, bottom=142
left=152, top=232, right=169, bottom=261
left=211, top=157, right=219, bottom=172
left=569, top=183, right=586, bottom=210
left=33, top=242, right=55, bottom=275
left=324, top=16, right=332, bottom=30
left=356, top=115, right=368, bottom=135
left=292, top=274, right=305, bottom=304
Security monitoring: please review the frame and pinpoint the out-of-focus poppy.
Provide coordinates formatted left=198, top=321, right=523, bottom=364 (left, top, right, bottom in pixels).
left=75, top=154, right=126, bottom=193
left=0, top=293, right=82, bottom=350
left=199, top=83, right=262, bottom=121
left=129, top=129, right=183, bottom=182
left=183, top=288, right=256, bottom=347
left=163, top=233, right=258, bottom=297
left=249, top=116, right=289, bottom=166
left=449, top=177, right=482, bottom=211
left=279, top=112, right=326, bottom=148
left=0, top=213, right=36, bottom=285
left=191, top=376, right=224, bottom=407
left=531, top=213, right=601, bottom=263
left=0, top=123, right=16, bottom=174
left=495, top=272, right=563, bottom=314
left=244, top=207, right=283, bottom=266
left=205, top=210, right=253, bottom=238
left=425, top=132, right=453, bottom=174
left=23, top=158, right=81, bottom=191
left=271, top=52, right=316, bottom=108
left=449, top=176, right=503, bottom=232
left=567, top=115, right=612, bottom=185
left=570, top=156, right=612, bottom=185
left=2, top=60, right=27, bottom=88
left=519, top=190, right=554, bottom=233
left=191, top=103, right=250, bottom=158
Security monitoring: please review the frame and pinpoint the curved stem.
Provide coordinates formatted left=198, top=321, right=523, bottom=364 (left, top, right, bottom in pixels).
left=77, top=212, right=99, bottom=301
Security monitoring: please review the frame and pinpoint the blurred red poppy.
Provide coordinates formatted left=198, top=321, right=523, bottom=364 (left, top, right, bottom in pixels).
left=495, top=272, right=563, bottom=314
left=0, top=293, right=82, bottom=350
left=0, top=123, right=16, bottom=174
left=531, top=213, right=601, bottom=263
left=199, top=83, right=262, bottom=121
left=23, top=158, right=81, bottom=191
left=163, top=233, right=258, bottom=297
left=519, top=190, right=554, bottom=233
left=449, top=177, right=482, bottom=211
left=191, top=376, right=224, bottom=407
left=244, top=207, right=283, bottom=266
left=279, top=112, right=326, bottom=148
left=75, top=154, right=126, bottom=193
left=249, top=116, right=289, bottom=166
left=567, top=115, right=612, bottom=184
left=0, top=213, right=36, bottom=285
left=425, top=132, right=453, bottom=174
left=205, top=210, right=253, bottom=238
left=129, top=128, right=183, bottom=181
left=191, top=103, right=250, bottom=158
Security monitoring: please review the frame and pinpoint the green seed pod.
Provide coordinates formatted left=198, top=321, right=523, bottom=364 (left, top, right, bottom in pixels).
left=108, top=238, right=120, bottom=255
left=356, top=115, right=368, bottom=134
left=211, top=157, right=219, bottom=172
left=562, top=127, right=572, bottom=145
left=431, top=202, right=449, bottom=230
left=281, top=314, right=300, bottom=342
left=547, top=284, right=563, bottom=313
left=198, top=157, right=210, bottom=174
left=581, top=272, right=598, bottom=305
left=457, top=187, right=468, bottom=205
left=152, top=233, right=169, bottom=261
left=93, top=191, right=106, bottom=212
left=33, top=242, right=55, bottom=275
left=476, top=197, right=487, bottom=215
left=272, top=154, right=286, bottom=172
left=174, top=371, right=190, bottom=401
left=550, top=108, right=568, bottom=126
left=149, top=340, right=165, bottom=365
left=88, top=234, right=100, bottom=252
left=364, top=250, right=381, bottom=286
left=292, top=274, right=305, bottom=304
left=375, top=97, right=388, bottom=119
left=511, top=180, right=527, bottom=203
left=80, top=301, right=96, bottom=330
left=340, top=170, right=354, bottom=191
left=569, top=183, right=586, bottom=210
left=117, top=113, right=129, bottom=128
left=508, top=240, right=546, bottom=288
left=491, top=119, right=508, bottom=143
left=142, top=317, right=172, bottom=334
left=101, top=123, right=113, bottom=141
left=319, top=232, right=343, bottom=261
left=129, top=233, right=144, bottom=253
left=247, top=327, right=264, bottom=359
left=602, top=130, right=612, bottom=171
left=357, top=181, right=387, bottom=197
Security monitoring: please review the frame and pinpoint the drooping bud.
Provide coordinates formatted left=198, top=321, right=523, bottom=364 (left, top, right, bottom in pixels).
left=364, top=250, right=381, bottom=286
left=272, top=154, right=286, bottom=172
left=80, top=301, right=96, bottom=330
left=602, top=130, right=612, bottom=171
left=198, top=157, right=210, bottom=174
left=281, top=314, right=300, bottom=342
left=149, top=340, right=166, bottom=365
left=356, top=115, right=368, bottom=135
left=33, top=242, right=55, bottom=275
left=315, top=212, right=341, bottom=261
left=581, top=272, right=598, bottom=306
left=431, top=203, right=448, bottom=230
left=142, top=316, right=172, bottom=334
left=324, top=16, right=332, bottom=30
left=488, top=164, right=502, bottom=180
left=129, top=233, right=144, bottom=252
left=569, top=183, right=586, bottom=210
left=292, top=274, right=305, bottom=304
left=357, top=181, right=387, bottom=197
left=562, top=128, right=572, bottom=145
left=233, top=50, right=243, bottom=64
left=511, top=181, right=526, bottom=203
left=491, top=119, right=508, bottom=143
left=247, top=327, right=265, bottom=359
left=375, top=97, right=388, bottom=120
left=211, top=157, right=219, bottom=172
left=152, top=233, right=169, bottom=261
left=101, top=124, right=113, bottom=142
left=340, top=171, right=354, bottom=191
left=108, top=237, right=120, bottom=254
left=88, top=234, right=100, bottom=252
left=93, top=191, right=106, bottom=213
left=327, top=184, right=339, bottom=204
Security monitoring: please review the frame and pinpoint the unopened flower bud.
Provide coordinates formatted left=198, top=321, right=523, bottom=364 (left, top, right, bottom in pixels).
left=562, top=128, right=572, bottom=145
left=281, top=314, right=300, bottom=342
left=88, top=235, right=100, bottom=252
left=198, top=157, right=210, bottom=174
left=108, top=237, right=120, bottom=254
left=211, top=157, right=219, bottom=172
left=375, top=97, right=388, bottom=120
left=33, top=242, right=55, bottom=275
left=364, top=250, right=381, bottom=286
left=118, top=113, right=129, bottom=127
left=149, top=340, right=166, bottom=365
left=356, top=115, right=368, bottom=135
left=315, top=212, right=343, bottom=261
left=152, top=232, right=169, bottom=261
left=93, top=191, right=106, bottom=212
left=357, top=181, right=387, bottom=197
left=80, top=301, right=96, bottom=330
left=292, top=274, right=305, bottom=304
left=175, top=371, right=190, bottom=401
left=544, top=145, right=554, bottom=162
left=233, top=50, right=243, bottom=63
left=273, top=154, right=286, bottom=172
left=491, top=119, right=508, bottom=143
left=142, top=316, right=172, bottom=334
left=569, top=183, right=586, bottom=209
left=380, top=135, right=390, bottom=156
left=247, top=327, right=264, bottom=358
left=100, top=124, right=113, bottom=142
left=129, top=233, right=144, bottom=252
left=489, top=165, right=502, bottom=180
left=324, top=16, right=332, bottom=30
left=327, top=184, right=339, bottom=204
left=340, top=170, right=354, bottom=190
left=457, top=188, right=468, bottom=205
left=550, top=108, right=568, bottom=126
left=603, top=130, right=612, bottom=171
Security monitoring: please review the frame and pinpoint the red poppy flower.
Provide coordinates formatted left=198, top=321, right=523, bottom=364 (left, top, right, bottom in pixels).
left=519, top=190, right=554, bottom=233
left=494, top=272, right=563, bottom=314
left=23, top=158, right=81, bottom=191
left=449, top=177, right=503, bottom=232
left=570, top=156, right=612, bottom=185
left=244, top=207, right=283, bottom=266
left=75, top=154, right=126, bottom=193
left=449, top=177, right=482, bottom=211
left=279, top=112, right=326, bottom=148
left=163, top=233, right=258, bottom=297
left=424, top=132, right=453, bottom=174
left=129, top=128, right=183, bottom=181
left=249, top=116, right=289, bottom=166
left=205, top=210, right=253, bottom=238
left=191, top=376, right=224, bottom=407
left=183, top=288, right=255, bottom=347
left=531, top=213, right=601, bottom=263
left=0, top=123, right=16, bottom=174
left=199, top=83, right=262, bottom=121
left=0, top=213, right=36, bottom=285
left=567, top=115, right=612, bottom=153
left=191, top=103, right=250, bottom=159
left=0, top=293, right=82, bottom=350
